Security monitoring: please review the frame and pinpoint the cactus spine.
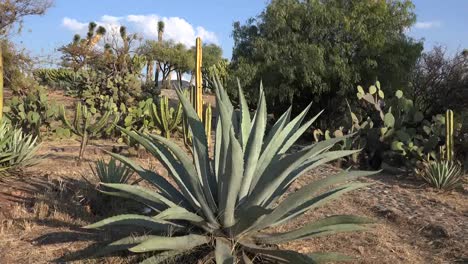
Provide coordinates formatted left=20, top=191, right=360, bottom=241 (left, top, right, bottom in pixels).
left=445, top=109, right=454, bottom=161
left=150, top=96, right=183, bottom=138
left=60, top=102, right=117, bottom=160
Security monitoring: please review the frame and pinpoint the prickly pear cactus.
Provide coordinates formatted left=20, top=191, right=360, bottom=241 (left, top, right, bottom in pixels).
left=4, top=86, right=58, bottom=138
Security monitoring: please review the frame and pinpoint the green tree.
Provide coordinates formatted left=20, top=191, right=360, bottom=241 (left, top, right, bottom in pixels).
left=231, top=0, right=423, bottom=124
left=189, top=43, right=225, bottom=90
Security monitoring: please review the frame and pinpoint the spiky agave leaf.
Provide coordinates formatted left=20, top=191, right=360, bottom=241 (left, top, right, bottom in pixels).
left=80, top=79, right=376, bottom=263
left=0, top=120, right=40, bottom=174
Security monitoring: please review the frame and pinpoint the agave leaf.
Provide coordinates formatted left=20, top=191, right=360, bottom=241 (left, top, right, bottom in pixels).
left=255, top=215, right=373, bottom=244
left=175, top=87, right=217, bottom=212
left=272, top=183, right=372, bottom=227
left=93, top=235, right=149, bottom=257
left=241, top=252, right=254, bottom=264
left=215, top=117, right=222, bottom=182
left=215, top=238, right=235, bottom=264
left=278, top=109, right=323, bottom=154
left=239, top=86, right=266, bottom=199
left=250, top=105, right=318, bottom=192
left=243, top=246, right=315, bottom=264
left=100, top=183, right=178, bottom=210
left=143, top=133, right=221, bottom=224
left=84, top=214, right=180, bottom=231
left=106, top=151, right=188, bottom=207
left=265, top=149, right=362, bottom=207
left=248, top=136, right=352, bottom=207
left=129, top=234, right=209, bottom=253
left=262, top=107, right=291, bottom=152
left=215, top=87, right=234, bottom=189
left=219, top=129, right=244, bottom=227
left=153, top=207, right=204, bottom=223
left=230, top=205, right=272, bottom=236
left=237, top=79, right=252, bottom=150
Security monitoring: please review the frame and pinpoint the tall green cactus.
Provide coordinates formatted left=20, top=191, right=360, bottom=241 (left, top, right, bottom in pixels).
left=60, top=102, right=118, bottom=160
left=150, top=96, right=183, bottom=138
left=446, top=109, right=454, bottom=161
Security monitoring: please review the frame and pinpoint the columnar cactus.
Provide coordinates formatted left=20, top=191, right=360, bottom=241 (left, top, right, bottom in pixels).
left=445, top=109, right=454, bottom=161
left=192, top=37, right=203, bottom=119
left=150, top=96, right=183, bottom=138
left=60, top=102, right=118, bottom=160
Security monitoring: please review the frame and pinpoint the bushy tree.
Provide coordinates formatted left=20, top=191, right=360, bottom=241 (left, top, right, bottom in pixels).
left=0, top=0, right=53, bottom=36
left=409, top=46, right=468, bottom=118
left=230, top=0, right=423, bottom=125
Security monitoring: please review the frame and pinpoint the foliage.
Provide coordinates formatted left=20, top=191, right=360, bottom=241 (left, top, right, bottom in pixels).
left=117, top=98, right=153, bottom=147
left=74, top=70, right=142, bottom=113
left=79, top=80, right=375, bottom=263
left=0, top=0, right=53, bottom=36
left=89, top=157, right=135, bottom=184
left=58, top=22, right=107, bottom=71
left=4, top=86, right=58, bottom=137
left=150, top=95, right=183, bottom=138
left=0, top=120, right=39, bottom=174
left=230, top=0, right=423, bottom=125
left=60, top=102, right=118, bottom=160
left=409, top=47, right=468, bottom=118
left=415, top=160, right=464, bottom=190
left=0, top=39, right=35, bottom=93
left=33, top=68, right=79, bottom=90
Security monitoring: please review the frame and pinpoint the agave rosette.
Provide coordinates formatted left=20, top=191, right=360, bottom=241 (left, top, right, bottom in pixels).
left=85, top=80, right=375, bottom=263
left=0, top=120, right=39, bottom=174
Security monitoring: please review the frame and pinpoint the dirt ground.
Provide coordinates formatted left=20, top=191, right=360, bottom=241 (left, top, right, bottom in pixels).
left=0, top=90, right=467, bottom=264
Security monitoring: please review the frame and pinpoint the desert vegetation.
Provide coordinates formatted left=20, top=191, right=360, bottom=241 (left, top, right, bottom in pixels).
left=0, top=0, right=466, bottom=263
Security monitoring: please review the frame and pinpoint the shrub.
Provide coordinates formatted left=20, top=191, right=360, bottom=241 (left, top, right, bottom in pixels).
left=0, top=120, right=40, bottom=174
left=79, top=81, right=375, bottom=263
left=416, top=160, right=464, bottom=190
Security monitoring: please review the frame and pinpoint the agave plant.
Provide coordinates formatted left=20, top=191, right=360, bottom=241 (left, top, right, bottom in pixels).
left=417, top=160, right=464, bottom=190
left=82, top=80, right=375, bottom=263
left=0, top=120, right=40, bottom=174
left=89, top=157, right=136, bottom=184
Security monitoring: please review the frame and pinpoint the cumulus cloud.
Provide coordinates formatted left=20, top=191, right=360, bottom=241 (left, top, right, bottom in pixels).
left=62, top=17, right=87, bottom=32
left=414, top=21, right=442, bottom=29
left=61, top=14, right=218, bottom=47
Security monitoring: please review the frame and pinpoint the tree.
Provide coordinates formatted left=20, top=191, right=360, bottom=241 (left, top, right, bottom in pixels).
left=58, top=22, right=106, bottom=72
left=199, top=43, right=224, bottom=90
left=231, top=0, right=423, bottom=125
left=409, top=46, right=468, bottom=117
left=0, top=0, right=53, bottom=36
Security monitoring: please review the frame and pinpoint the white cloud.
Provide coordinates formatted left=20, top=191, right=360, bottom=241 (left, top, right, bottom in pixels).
left=62, top=17, right=87, bottom=32
left=61, top=14, right=218, bottom=47
left=414, top=21, right=442, bottom=29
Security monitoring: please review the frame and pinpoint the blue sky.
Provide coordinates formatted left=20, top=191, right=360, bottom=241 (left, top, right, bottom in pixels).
left=12, top=0, right=468, bottom=62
